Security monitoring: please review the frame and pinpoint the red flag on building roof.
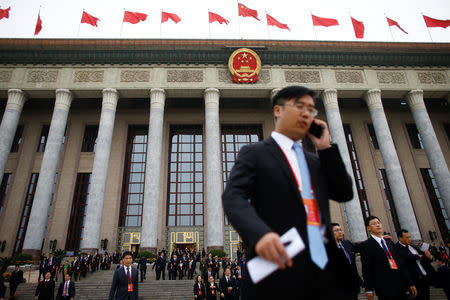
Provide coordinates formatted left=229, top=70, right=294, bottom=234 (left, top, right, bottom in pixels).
left=423, top=15, right=450, bottom=28
left=351, top=17, right=364, bottom=39
left=238, top=3, right=260, bottom=21
left=161, top=11, right=181, bottom=23
left=34, top=14, right=42, bottom=35
left=0, top=7, right=10, bottom=20
left=386, top=17, right=408, bottom=34
left=311, top=14, right=339, bottom=27
left=209, top=11, right=229, bottom=25
left=123, top=11, right=147, bottom=24
left=81, top=11, right=100, bottom=27
left=266, top=14, right=290, bottom=31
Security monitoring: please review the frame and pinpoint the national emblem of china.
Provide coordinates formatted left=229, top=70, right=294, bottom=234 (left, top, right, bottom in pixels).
left=228, top=48, right=261, bottom=83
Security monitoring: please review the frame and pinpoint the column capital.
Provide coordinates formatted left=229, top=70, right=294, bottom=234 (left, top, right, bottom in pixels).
left=406, top=89, right=425, bottom=111
left=7, top=89, right=27, bottom=112
left=55, top=89, right=73, bottom=111
left=364, top=88, right=383, bottom=111
left=149, top=88, right=166, bottom=109
left=204, top=87, right=220, bottom=96
left=102, top=88, right=119, bottom=111
left=321, top=88, right=338, bottom=110
left=150, top=88, right=166, bottom=97
left=204, top=88, right=220, bottom=109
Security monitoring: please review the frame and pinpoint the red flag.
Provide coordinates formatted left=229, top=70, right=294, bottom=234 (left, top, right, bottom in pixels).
left=266, top=14, right=290, bottom=31
left=311, top=14, right=339, bottom=27
left=0, top=7, right=10, bottom=20
left=161, top=11, right=181, bottom=24
left=386, top=17, right=408, bottom=34
left=34, top=14, right=42, bottom=35
left=351, top=17, right=364, bottom=39
left=123, top=11, right=147, bottom=24
left=81, top=11, right=100, bottom=27
left=209, top=11, right=229, bottom=25
left=238, top=3, right=260, bottom=21
left=423, top=15, right=450, bottom=28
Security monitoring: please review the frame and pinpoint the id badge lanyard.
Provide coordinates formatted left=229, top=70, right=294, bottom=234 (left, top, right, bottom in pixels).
left=383, top=241, right=398, bottom=270
left=128, top=269, right=133, bottom=292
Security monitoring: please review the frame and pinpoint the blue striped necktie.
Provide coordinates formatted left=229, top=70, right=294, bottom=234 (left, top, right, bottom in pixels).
left=292, top=142, right=328, bottom=269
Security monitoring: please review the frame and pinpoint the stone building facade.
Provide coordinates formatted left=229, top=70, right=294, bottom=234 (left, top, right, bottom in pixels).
left=0, top=39, right=449, bottom=260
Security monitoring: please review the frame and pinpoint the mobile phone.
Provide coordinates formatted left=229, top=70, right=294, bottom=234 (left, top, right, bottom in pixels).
left=308, top=121, right=323, bottom=138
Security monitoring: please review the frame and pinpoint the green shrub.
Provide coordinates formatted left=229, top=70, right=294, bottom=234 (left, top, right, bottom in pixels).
left=209, top=249, right=226, bottom=258
left=12, top=253, right=32, bottom=263
left=136, top=251, right=155, bottom=261
left=52, top=249, right=66, bottom=263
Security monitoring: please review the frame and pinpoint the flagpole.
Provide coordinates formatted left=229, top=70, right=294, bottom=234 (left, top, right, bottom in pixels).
left=422, top=12, right=433, bottom=42
left=208, top=9, right=211, bottom=39
left=265, top=11, right=270, bottom=40
left=348, top=11, right=355, bottom=41
left=77, top=9, right=83, bottom=38
left=236, top=0, right=242, bottom=39
left=34, top=5, right=41, bottom=37
left=160, top=9, right=163, bottom=39
left=311, top=11, right=317, bottom=40
left=385, top=13, right=395, bottom=42
left=120, top=8, right=125, bottom=38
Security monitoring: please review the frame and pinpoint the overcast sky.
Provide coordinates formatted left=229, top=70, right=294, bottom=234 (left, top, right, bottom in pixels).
left=0, top=0, right=449, bottom=42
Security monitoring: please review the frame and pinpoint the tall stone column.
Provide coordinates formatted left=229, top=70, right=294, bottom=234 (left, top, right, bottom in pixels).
left=141, top=88, right=166, bottom=255
left=321, top=89, right=366, bottom=242
left=81, top=88, right=119, bottom=252
left=23, top=89, right=72, bottom=259
left=0, top=89, right=26, bottom=184
left=365, top=89, right=421, bottom=239
left=406, top=90, right=450, bottom=223
left=204, top=88, right=224, bottom=251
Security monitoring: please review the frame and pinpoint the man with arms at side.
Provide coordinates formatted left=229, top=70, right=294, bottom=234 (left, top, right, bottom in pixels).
left=395, top=229, right=435, bottom=300
left=331, top=223, right=363, bottom=300
left=108, top=251, right=139, bottom=300
left=222, top=86, right=354, bottom=299
left=360, top=216, right=417, bottom=300
left=219, top=268, right=235, bottom=300
left=9, top=265, right=23, bottom=300
left=56, top=273, right=75, bottom=300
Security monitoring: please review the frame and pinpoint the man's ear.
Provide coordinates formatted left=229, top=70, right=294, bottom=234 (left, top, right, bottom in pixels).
left=273, top=105, right=281, bottom=119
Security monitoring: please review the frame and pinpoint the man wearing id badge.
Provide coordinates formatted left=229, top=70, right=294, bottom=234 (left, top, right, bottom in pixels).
left=360, top=216, right=417, bottom=300
left=109, top=251, right=139, bottom=300
left=222, top=86, right=354, bottom=299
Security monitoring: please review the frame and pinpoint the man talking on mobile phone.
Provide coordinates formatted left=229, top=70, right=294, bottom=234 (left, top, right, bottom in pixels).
left=222, top=85, right=355, bottom=300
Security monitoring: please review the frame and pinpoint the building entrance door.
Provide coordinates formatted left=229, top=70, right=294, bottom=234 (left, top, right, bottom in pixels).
left=173, top=243, right=196, bottom=252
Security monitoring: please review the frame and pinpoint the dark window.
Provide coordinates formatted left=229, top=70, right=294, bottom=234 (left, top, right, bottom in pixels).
left=367, top=124, right=380, bottom=150
left=14, top=173, right=39, bottom=254
left=444, top=123, right=450, bottom=141
left=66, top=173, right=91, bottom=251
left=10, top=125, right=24, bottom=152
left=343, top=124, right=370, bottom=218
left=167, top=125, right=203, bottom=227
left=406, top=123, right=424, bottom=149
left=0, top=173, right=12, bottom=217
left=421, top=168, right=450, bottom=243
left=37, top=125, right=50, bottom=152
left=81, top=125, right=99, bottom=152
left=119, top=125, right=148, bottom=227
left=378, top=169, right=401, bottom=233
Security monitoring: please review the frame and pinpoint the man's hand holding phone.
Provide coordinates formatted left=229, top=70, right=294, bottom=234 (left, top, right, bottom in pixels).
left=307, top=119, right=331, bottom=150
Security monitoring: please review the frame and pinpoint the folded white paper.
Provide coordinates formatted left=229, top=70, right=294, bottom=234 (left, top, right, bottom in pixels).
left=247, top=227, right=305, bottom=284
left=420, top=242, right=429, bottom=252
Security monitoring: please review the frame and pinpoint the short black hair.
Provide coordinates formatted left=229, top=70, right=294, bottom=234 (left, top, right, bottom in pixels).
left=365, top=216, right=380, bottom=227
left=330, top=223, right=340, bottom=228
left=397, top=229, right=409, bottom=238
left=271, top=85, right=316, bottom=108
left=122, top=251, right=133, bottom=259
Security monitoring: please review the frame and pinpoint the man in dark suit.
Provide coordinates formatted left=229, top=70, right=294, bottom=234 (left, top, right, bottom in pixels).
left=108, top=251, right=139, bottom=300
left=434, top=256, right=450, bottom=299
left=153, top=253, right=166, bottom=280
left=9, top=265, right=23, bottom=299
left=137, top=256, right=147, bottom=282
left=219, top=269, right=236, bottom=300
left=331, top=223, right=363, bottom=300
left=222, top=85, right=354, bottom=300
left=396, top=229, right=435, bottom=300
left=56, top=273, right=75, bottom=300
left=360, top=216, right=417, bottom=300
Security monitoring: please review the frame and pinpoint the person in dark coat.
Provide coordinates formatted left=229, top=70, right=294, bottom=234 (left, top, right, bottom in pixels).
left=193, top=275, right=206, bottom=300
left=35, top=272, right=55, bottom=300
left=206, top=275, right=218, bottom=300
left=434, top=256, right=450, bottom=299
left=137, top=256, right=147, bottom=282
left=55, top=273, right=75, bottom=300
left=108, top=252, right=139, bottom=300
left=219, top=269, right=236, bottom=300
left=0, top=273, right=6, bottom=300
left=168, top=254, right=178, bottom=280
left=153, top=253, right=166, bottom=280
left=9, top=265, right=23, bottom=299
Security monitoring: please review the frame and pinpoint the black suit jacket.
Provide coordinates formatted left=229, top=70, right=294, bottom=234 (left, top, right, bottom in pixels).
left=222, top=137, right=353, bottom=293
left=193, top=282, right=206, bottom=300
left=35, top=280, right=55, bottom=300
left=333, top=239, right=363, bottom=294
left=219, top=276, right=236, bottom=299
left=360, top=237, right=412, bottom=298
left=108, top=266, right=139, bottom=300
left=56, top=280, right=75, bottom=299
left=395, top=243, right=435, bottom=285
left=206, top=282, right=218, bottom=300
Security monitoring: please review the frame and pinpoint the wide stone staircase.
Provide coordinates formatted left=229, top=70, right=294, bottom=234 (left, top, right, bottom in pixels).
left=9, top=265, right=449, bottom=299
